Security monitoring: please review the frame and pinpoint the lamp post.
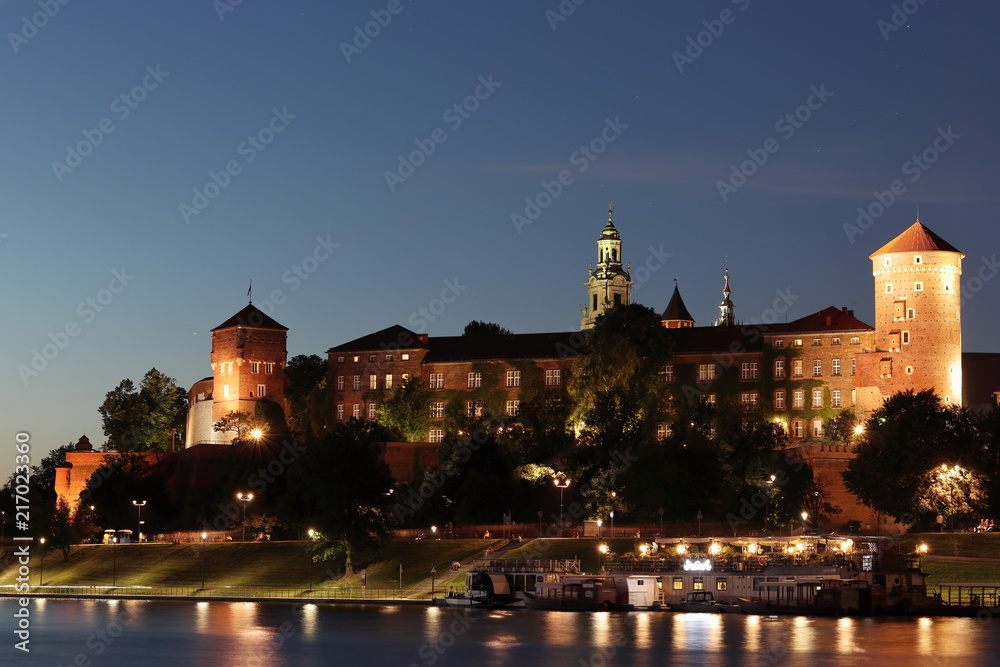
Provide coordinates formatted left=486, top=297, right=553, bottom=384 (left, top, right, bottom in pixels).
left=430, top=525, right=438, bottom=595
left=307, top=529, right=315, bottom=590
left=112, top=534, right=117, bottom=586
left=38, top=537, right=45, bottom=586
left=554, top=478, right=571, bottom=535
left=236, top=493, right=254, bottom=541
left=801, top=511, right=809, bottom=535
left=89, top=505, right=95, bottom=524
left=598, top=543, right=609, bottom=571
left=132, top=500, right=146, bottom=543
left=597, top=519, right=602, bottom=539
left=610, top=511, right=615, bottom=539
left=764, top=474, right=776, bottom=533
left=1, top=510, right=5, bottom=546
left=200, top=532, right=207, bottom=589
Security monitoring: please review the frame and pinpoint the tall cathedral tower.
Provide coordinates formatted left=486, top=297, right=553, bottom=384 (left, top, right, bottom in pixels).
left=581, top=204, right=633, bottom=329
left=714, top=267, right=735, bottom=326
left=857, top=219, right=963, bottom=413
left=209, top=303, right=289, bottom=424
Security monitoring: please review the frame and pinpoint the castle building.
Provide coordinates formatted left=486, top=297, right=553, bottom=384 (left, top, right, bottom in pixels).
left=580, top=204, right=633, bottom=329
left=185, top=303, right=289, bottom=446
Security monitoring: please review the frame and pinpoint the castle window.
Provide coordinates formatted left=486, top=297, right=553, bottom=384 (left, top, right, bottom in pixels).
left=792, top=420, right=804, bottom=438
left=812, top=419, right=824, bottom=438
left=832, top=358, right=842, bottom=376
left=506, top=370, right=521, bottom=388
left=661, top=365, right=675, bottom=383
left=429, top=373, right=444, bottom=389
left=257, top=384, right=266, bottom=398
left=703, top=393, right=717, bottom=407
left=353, top=355, right=360, bottom=363
left=369, top=354, right=377, bottom=362
left=812, top=388, right=824, bottom=409
left=774, top=359, right=785, bottom=379
left=431, top=401, right=445, bottom=418
left=774, top=390, right=786, bottom=410
left=429, top=428, right=444, bottom=444
left=353, top=375, right=361, bottom=391
left=467, top=400, right=484, bottom=418
left=369, top=374, right=378, bottom=390
left=773, top=340, right=785, bottom=348
left=944, top=285, right=951, bottom=292
left=265, top=362, right=274, bottom=374
left=385, top=354, right=394, bottom=362
left=851, top=337, right=860, bottom=345
left=223, top=384, right=230, bottom=399
left=740, top=392, right=758, bottom=407
left=832, top=390, right=842, bottom=408
left=337, top=356, right=345, bottom=363
left=793, top=390, right=804, bottom=409
left=336, top=403, right=344, bottom=420
left=352, top=404, right=360, bottom=418
left=545, top=369, right=562, bottom=386
left=908, top=308, right=916, bottom=320
left=740, top=362, right=759, bottom=380
left=251, top=362, right=259, bottom=373
left=915, top=282, right=924, bottom=292
left=506, top=400, right=520, bottom=416
left=368, top=403, right=377, bottom=419
left=884, top=257, right=892, bottom=267
left=914, top=255, right=922, bottom=264
left=385, top=374, right=393, bottom=390
left=813, top=359, right=822, bottom=377
left=402, top=353, right=410, bottom=360
left=812, top=338, right=822, bottom=347
left=468, top=372, right=482, bottom=388
left=793, top=360, right=803, bottom=378
left=902, top=331, right=910, bottom=344
left=832, top=337, right=841, bottom=345
left=906, top=366, right=914, bottom=375
left=656, top=423, right=671, bottom=441
left=337, top=376, right=345, bottom=391
left=402, top=373, right=410, bottom=382
left=698, top=364, right=717, bottom=382
left=793, top=339, right=803, bottom=347
left=886, top=284, right=893, bottom=294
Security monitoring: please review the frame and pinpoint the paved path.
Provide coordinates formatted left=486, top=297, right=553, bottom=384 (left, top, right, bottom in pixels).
left=408, top=539, right=533, bottom=598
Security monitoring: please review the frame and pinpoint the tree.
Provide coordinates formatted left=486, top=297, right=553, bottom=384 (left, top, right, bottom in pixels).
left=213, top=411, right=269, bottom=443
left=463, top=320, right=512, bottom=336
left=916, top=464, right=987, bottom=524
left=279, top=421, right=396, bottom=575
left=285, top=354, right=330, bottom=439
left=78, top=453, right=174, bottom=534
left=842, top=390, right=981, bottom=523
left=98, top=368, right=187, bottom=451
left=568, top=304, right=674, bottom=452
left=0, top=445, right=71, bottom=541
left=377, top=377, right=433, bottom=442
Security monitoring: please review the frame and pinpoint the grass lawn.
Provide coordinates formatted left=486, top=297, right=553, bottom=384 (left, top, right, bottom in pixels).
left=922, top=558, right=1000, bottom=594
left=903, top=533, right=1000, bottom=560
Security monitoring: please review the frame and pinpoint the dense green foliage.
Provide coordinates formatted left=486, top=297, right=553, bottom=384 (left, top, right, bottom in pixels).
left=98, top=368, right=187, bottom=452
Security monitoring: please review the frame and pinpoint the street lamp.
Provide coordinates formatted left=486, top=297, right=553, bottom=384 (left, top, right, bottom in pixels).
left=307, top=529, right=316, bottom=590
left=132, top=500, right=146, bottom=543
left=553, top=478, right=571, bottom=534
left=236, top=493, right=254, bottom=541
left=801, top=511, right=809, bottom=534
left=596, top=519, right=602, bottom=539
left=38, top=537, right=45, bottom=586
left=598, top=543, right=609, bottom=570
left=1, top=510, right=5, bottom=545
left=250, top=428, right=263, bottom=441
left=764, top=474, right=776, bottom=533
left=89, top=505, right=95, bottom=524
left=430, top=525, right=438, bottom=595
left=200, top=532, right=208, bottom=589
left=610, top=510, right=615, bottom=538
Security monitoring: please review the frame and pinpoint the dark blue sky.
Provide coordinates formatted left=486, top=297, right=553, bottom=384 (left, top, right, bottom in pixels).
left=2, top=1, right=997, bottom=480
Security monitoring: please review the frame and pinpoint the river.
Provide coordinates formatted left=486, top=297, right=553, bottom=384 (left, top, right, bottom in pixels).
left=2, top=598, right=998, bottom=666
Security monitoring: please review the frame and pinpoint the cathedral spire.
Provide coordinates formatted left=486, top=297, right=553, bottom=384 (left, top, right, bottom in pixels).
left=714, top=261, right=735, bottom=326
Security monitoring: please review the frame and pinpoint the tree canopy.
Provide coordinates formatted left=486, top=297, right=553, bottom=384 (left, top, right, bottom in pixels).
left=377, top=377, right=433, bottom=442
left=463, top=320, right=512, bottom=336
left=98, top=368, right=187, bottom=451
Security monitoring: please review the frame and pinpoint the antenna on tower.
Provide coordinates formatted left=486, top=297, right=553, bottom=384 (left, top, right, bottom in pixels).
left=916, top=205, right=921, bottom=222
left=247, top=280, right=253, bottom=304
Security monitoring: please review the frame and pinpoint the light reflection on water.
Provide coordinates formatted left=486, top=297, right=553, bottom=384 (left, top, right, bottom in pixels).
left=4, top=598, right=1000, bottom=666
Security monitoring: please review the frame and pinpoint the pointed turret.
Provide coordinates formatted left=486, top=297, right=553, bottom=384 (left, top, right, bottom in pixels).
left=661, top=280, right=695, bottom=328
left=581, top=203, right=633, bottom=329
left=714, top=265, right=735, bottom=326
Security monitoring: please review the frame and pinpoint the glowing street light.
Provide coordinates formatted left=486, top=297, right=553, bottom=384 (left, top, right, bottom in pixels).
left=200, top=532, right=208, bottom=589
left=918, top=543, right=929, bottom=554
left=250, top=428, right=264, bottom=441
left=596, top=519, right=602, bottom=539
left=132, top=500, right=146, bottom=543
left=236, top=492, right=254, bottom=541
left=599, top=543, right=609, bottom=570
left=430, top=525, right=438, bottom=595
left=764, top=474, right=776, bottom=532
left=39, top=537, right=45, bottom=586
left=553, top=478, right=571, bottom=534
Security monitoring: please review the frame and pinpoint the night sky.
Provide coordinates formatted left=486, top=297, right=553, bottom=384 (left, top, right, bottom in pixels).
left=2, top=1, right=997, bottom=480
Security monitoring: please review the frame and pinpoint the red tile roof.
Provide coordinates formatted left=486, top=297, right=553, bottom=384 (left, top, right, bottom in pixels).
left=767, top=306, right=873, bottom=334
left=326, top=325, right=427, bottom=353
left=870, top=221, right=963, bottom=257
left=212, top=304, right=287, bottom=331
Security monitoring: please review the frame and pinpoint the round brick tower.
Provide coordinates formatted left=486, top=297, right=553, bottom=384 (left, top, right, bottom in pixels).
left=870, top=219, right=964, bottom=405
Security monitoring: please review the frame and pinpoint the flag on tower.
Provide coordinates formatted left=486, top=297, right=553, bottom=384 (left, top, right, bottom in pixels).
left=248, top=280, right=252, bottom=302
